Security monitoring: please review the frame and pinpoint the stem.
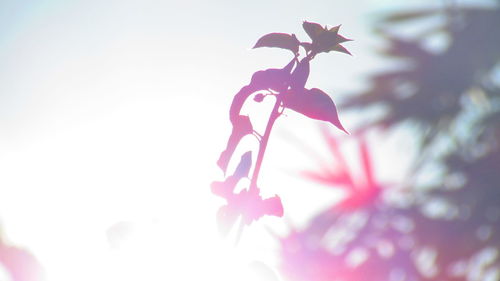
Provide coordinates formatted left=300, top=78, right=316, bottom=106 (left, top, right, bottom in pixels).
left=234, top=96, right=282, bottom=247
left=250, top=95, right=282, bottom=192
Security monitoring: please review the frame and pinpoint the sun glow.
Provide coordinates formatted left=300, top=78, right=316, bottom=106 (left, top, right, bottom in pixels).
left=0, top=96, right=283, bottom=281
left=0, top=1, right=378, bottom=280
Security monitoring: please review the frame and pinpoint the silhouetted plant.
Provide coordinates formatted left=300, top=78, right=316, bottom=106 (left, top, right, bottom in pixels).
left=211, top=21, right=352, bottom=237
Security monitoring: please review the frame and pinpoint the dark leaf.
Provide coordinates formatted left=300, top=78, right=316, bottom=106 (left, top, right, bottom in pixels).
left=283, top=88, right=348, bottom=134
left=253, top=33, right=300, bottom=54
left=300, top=42, right=313, bottom=53
left=249, top=58, right=296, bottom=92
left=328, top=44, right=352, bottom=56
left=289, top=57, right=310, bottom=91
left=230, top=59, right=295, bottom=124
left=281, top=56, right=296, bottom=74
left=303, top=21, right=325, bottom=41
left=317, top=28, right=352, bottom=50
left=329, top=24, right=341, bottom=33
left=302, top=22, right=353, bottom=55
left=334, top=33, right=353, bottom=44
left=229, top=85, right=256, bottom=124
left=250, top=69, right=288, bottom=93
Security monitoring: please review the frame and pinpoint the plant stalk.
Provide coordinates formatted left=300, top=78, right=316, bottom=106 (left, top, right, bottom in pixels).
left=249, top=96, right=282, bottom=192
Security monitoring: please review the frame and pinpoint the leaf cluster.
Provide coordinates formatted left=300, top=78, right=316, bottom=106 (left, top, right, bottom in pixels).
left=212, top=21, right=352, bottom=235
left=253, top=21, right=352, bottom=57
left=278, top=4, right=500, bottom=281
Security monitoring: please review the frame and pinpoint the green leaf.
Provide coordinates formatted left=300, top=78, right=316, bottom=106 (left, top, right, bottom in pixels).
left=303, top=21, right=325, bottom=41
left=253, top=33, right=300, bottom=54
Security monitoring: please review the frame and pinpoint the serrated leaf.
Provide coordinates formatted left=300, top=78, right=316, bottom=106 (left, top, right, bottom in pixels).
left=329, top=24, right=341, bottom=33
left=253, top=33, right=300, bottom=54
left=335, top=34, right=353, bottom=44
left=283, top=88, right=348, bottom=134
left=302, top=23, right=352, bottom=55
left=329, top=44, right=352, bottom=55
left=316, top=31, right=352, bottom=53
left=303, top=21, right=325, bottom=41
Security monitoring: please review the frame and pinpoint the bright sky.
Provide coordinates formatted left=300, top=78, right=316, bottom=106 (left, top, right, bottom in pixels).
left=0, top=0, right=452, bottom=280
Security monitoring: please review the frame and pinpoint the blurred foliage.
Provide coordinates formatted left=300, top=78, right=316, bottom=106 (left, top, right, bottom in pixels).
left=279, top=2, right=500, bottom=281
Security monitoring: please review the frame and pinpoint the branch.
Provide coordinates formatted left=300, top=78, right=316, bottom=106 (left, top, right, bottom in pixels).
left=250, top=95, right=282, bottom=192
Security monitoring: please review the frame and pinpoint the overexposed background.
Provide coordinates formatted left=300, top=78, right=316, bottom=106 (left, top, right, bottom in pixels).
left=0, top=0, right=440, bottom=280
